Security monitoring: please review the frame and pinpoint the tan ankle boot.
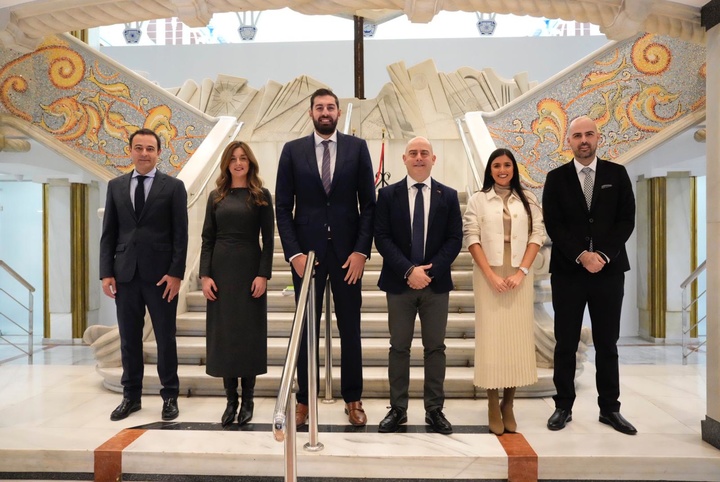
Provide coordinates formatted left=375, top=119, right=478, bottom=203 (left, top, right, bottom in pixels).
left=487, top=389, right=504, bottom=435
left=500, top=387, right=517, bottom=433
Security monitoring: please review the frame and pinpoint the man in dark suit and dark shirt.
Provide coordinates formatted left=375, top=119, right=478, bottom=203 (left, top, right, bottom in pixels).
left=100, top=128, right=188, bottom=422
left=275, top=88, right=376, bottom=427
left=542, top=115, right=637, bottom=435
left=374, top=136, right=462, bottom=434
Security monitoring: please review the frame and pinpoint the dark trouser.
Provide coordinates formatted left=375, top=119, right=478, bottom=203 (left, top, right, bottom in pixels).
left=115, top=274, right=179, bottom=401
left=551, top=272, right=624, bottom=413
left=386, top=288, right=449, bottom=412
left=293, top=241, right=363, bottom=405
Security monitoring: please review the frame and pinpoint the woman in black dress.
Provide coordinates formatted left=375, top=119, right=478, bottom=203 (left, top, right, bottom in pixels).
left=200, top=140, right=274, bottom=426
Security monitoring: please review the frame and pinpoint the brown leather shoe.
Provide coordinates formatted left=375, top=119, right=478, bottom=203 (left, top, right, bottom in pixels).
left=344, top=401, right=367, bottom=427
left=295, top=403, right=308, bottom=427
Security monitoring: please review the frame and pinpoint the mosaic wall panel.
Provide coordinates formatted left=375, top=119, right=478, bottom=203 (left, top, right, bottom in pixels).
left=484, top=33, right=706, bottom=198
left=0, top=35, right=217, bottom=177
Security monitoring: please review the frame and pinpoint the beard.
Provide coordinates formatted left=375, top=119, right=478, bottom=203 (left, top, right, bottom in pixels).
left=573, top=144, right=596, bottom=162
left=313, top=116, right=338, bottom=136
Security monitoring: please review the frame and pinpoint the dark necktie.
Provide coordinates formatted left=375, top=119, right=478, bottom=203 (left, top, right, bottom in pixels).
left=581, top=167, right=594, bottom=250
left=134, top=175, right=147, bottom=217
left=411, top=183, right=425, bottom=265
left=581, top=167, right=594, bottom=209
left=321, top=140, right=332, bottom=194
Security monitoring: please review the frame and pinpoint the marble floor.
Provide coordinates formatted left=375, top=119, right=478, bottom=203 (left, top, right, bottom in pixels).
left=0, top=338, right=718, bottom=481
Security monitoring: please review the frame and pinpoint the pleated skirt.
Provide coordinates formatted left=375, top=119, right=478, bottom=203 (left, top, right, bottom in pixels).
left=473, top=244, right=538, bottom=389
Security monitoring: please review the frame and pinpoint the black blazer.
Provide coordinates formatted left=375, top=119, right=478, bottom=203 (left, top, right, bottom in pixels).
left=99, top=171, right=189, bottom=283
left=275, top=132, right=376, bottom=264
left=542, top=158, right=635, bottom=275
left=374, top=177, right=463, bottom=294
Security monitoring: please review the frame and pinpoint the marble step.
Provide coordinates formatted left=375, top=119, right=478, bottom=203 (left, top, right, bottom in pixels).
left=145, top=336, right=476, bottom=367
left=268, top=251, right=474, bottom=271
left=97, top=364, right=556, bottom=398
left=264, top=269, right=474, bottom=290
left=186, top=290, right=476, bottom=313
left=176, top=311, right=476, bottom=338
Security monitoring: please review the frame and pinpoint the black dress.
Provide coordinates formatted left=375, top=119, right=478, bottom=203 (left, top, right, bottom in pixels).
left=200, top=187, right=274, bottom=377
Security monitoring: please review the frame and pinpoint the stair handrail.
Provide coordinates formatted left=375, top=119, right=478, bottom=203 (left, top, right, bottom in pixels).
left=680, top=260, right=706, bottom=365
left=184, top=120, right=244, bottom=210
left=456, top=117, right=483, bottom=198
left=0, top=260, right=35, bottom=360
left=273, top=251, right=321, bottom=481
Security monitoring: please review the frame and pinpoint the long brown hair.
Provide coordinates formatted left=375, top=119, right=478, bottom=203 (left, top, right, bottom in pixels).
left=481, top=147, right=534, bottom=228
left=214, top=141, right=268, bottom=206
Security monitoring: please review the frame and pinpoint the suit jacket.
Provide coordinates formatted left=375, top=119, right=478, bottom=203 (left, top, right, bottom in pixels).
left=542, top=158, right=635, bottom=275
left=100, top=171, right=189, bottom=283
left=375, top=177, right=463, bottom=294
left=275, top=131, right=376, bottom=264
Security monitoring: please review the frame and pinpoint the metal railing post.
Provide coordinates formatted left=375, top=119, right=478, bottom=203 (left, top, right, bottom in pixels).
left=304, top=278, right=323, bottom=451
left=284, top=392, right=297, bottom=482
left=322, top=281, right=335, bottom=404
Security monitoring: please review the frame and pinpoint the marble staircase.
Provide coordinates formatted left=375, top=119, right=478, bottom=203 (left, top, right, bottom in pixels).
left=96, top=194, right=558, bottom=399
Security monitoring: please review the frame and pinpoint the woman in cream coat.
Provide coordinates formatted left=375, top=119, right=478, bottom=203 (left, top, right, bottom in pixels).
left=463, top=148, right=546, bottom=435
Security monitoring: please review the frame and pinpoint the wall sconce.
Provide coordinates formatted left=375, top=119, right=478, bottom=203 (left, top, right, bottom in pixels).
left=237, top=11, right=261, bottom=41
left=363, top=22, right=377, bottom=38
left=123, top=21, right=144, bottom=44
left=476, top=12, right=497, bottom=36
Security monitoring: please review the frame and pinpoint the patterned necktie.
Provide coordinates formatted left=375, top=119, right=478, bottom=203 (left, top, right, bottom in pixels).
left=321, top=140, right=332, bottom=194
left=581, top=167, right=593, bottom=209
left=134, top=175, right=147, bottom=217
left=411, top=183, right=425, bottom=265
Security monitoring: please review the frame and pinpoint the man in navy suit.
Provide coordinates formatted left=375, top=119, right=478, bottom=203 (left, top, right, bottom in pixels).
left=275, top=88, right=376, bottom=427
left=374, top=136, right=462, bottom=434
left=100, top=128, right=188, bottom=422
left=542, top=116, right=637, bottom=435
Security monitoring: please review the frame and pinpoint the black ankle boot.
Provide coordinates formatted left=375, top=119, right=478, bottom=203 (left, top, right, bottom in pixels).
left=238, top=376, right=255, bottom=426
left=222, top=387, right=239, bottom=427
left=238, top=399, right=254, bottom=426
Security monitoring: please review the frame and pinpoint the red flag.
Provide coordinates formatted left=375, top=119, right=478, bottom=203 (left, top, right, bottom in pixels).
left=374, top=140, right=385, bottom=187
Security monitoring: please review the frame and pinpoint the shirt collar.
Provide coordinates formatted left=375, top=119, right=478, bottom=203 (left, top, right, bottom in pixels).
left=406, top=176, right=431, bottom=190
left=314, top=131, right=338, bottom=147
left=133, top=168, right=157, bottom=178
left=573, top=157, right=598, bottom=175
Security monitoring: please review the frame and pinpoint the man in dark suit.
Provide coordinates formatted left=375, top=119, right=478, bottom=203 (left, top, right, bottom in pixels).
left=542, top=115, right=637, bottom=435
left=374, top=136, right=462, bottom=434
left=275, top=88, right=376, bottom=427
left=100, top=128, right=188, bottom=422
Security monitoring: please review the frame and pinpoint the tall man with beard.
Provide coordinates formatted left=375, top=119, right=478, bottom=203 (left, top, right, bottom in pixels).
left=542, top=115, right=637, bottom=435
left=275, top=88, right=376, bottom=427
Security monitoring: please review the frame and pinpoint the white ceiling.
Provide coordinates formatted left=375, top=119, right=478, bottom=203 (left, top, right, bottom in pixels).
left=0, top=0, right=709, bottom=51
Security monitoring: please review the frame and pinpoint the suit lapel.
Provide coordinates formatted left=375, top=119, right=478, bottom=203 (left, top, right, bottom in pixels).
left=332, top=132, right=349, bottom=193
left=397, top=177, right=412, bottom=236
left=120, top=174, right=135, bottom=217
left=303, top=133, right=326, bottom=194
left=566, top=161, right=590, bottom=212
left=428, top=179, right=442, bottom=233
left=140, top=172, right=166, bottom=220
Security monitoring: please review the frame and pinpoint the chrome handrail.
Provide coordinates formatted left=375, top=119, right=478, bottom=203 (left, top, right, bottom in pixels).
left=680, top=260, right=706, bottom=365
left=272, top=251, right=322, bottom=481
left=0, top=260, right=35, bottom=360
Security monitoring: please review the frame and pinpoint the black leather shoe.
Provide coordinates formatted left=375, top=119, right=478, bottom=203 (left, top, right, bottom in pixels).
left=238, top=400, right=254, bottom=426
left=425, top=408, right=453, bottom=435
left=161, top=398, right=179, bottom=421
left=378, top=407, right=407, bottom=433
left=599, top=411, right=637, bottom=435
left=110, top=398, right=141, bottom=421
left=547, top=408, right=572, bottom=431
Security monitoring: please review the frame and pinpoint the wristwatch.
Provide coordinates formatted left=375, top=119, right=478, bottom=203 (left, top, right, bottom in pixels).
left=518, top=266, right=529, bottom=275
